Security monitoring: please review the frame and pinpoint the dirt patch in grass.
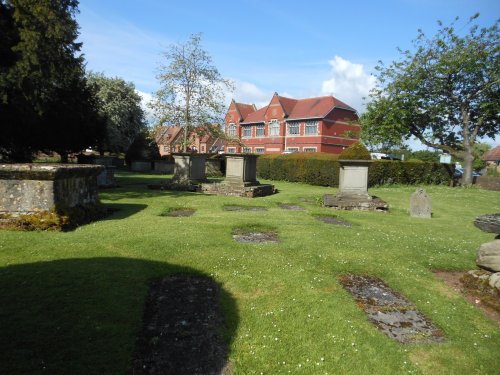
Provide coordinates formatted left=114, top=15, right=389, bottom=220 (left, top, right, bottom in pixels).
left=130, top=275, right=231, bottom=375
left=433, top=270, right=500, bottom=324
left=279, top=204, right=304, bottom=210
left=160, top=208, right=196, bottom=217
left=232, top=225, right=279, bottom=244
left=339, top=274, right=445, bottom=344
left=315, top=216, right=352, bottom=227
left=223, top=205, right=267, bottom=212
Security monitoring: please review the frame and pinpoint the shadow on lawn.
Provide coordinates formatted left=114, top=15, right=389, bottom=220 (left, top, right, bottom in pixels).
left=102, top=203, right=148, bottom=220
left=100, top=187, right=204, bottom=202
left=0, top=258, right=238, bottom=375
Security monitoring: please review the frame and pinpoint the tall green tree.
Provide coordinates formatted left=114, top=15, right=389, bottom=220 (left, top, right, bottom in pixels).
left=0, top=0, right=104, bottom=161
left=87, top=72, right=146, bottom=154
left=361, top=14, right=499, bottom=184
left=150, top=33, right=233, bottom=152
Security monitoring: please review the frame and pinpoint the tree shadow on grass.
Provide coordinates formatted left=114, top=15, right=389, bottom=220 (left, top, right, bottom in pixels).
left=0, top=258, right=238, bottom=375
left=102, top=203, right=148, bottom=220
left=100, top=187, right=205, bottom=202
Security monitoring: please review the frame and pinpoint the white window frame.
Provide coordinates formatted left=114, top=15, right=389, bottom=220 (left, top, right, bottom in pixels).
left=227, top=147, right=237, bottom=153
left=228, top=123, right=237, bottom=137
left=242, top=147, right=252, bottom=153
left=303, top=147, right=317, bottom=152
left=256, top=123, right=265, bottom=137
left=242, top=125, right=252, bottom=138
left=286, top=147, right=299, bottom=152
left=255, top=147, right=265, bottom=154
left=268, top=119, right=280, bottom=136
left=304, top=120, right=319, bottom=135
left=287, top=121, right=300, bottom=136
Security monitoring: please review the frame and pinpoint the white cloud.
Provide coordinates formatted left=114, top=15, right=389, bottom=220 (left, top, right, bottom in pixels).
left=231, top=80, right=271, bottom=108
left=321, top=56, right=376, bottom=112
left=136, top=90, right=155, bottom=126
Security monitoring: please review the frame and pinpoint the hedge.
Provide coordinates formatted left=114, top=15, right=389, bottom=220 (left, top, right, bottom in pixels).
left=256, top=153, right=452, bottom=187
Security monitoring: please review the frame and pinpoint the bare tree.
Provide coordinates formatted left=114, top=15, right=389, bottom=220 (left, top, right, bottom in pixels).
left=150, top=33, right=233, bottom=152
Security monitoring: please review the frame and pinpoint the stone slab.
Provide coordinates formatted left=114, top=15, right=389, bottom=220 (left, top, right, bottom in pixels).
left=323, top=194, right=388, bottom=211
left=474, top=214, right=500, bottom=235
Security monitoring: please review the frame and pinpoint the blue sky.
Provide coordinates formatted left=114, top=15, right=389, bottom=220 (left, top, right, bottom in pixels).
left=76, top=0, right=499, bottom=147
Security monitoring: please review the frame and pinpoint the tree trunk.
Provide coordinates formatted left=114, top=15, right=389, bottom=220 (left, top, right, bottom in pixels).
left=462, top=149, right=474, bottom=185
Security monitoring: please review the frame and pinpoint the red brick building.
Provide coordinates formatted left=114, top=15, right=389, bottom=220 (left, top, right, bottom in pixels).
left=223, top=93, right=360, bottom=154
left=155, top=125, right=224, bottom=156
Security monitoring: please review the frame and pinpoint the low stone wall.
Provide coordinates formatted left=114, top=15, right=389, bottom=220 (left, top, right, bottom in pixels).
left=153, top=161, right=174, bottom=174
left=477, top=176, right=500, bottom=191
left=0, top=164, right=103, bottom=215
left=131, top=161, right=153, bottom=172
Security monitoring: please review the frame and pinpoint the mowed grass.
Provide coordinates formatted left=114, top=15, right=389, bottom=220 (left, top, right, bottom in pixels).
left=1, top=171, right=499, bottom=374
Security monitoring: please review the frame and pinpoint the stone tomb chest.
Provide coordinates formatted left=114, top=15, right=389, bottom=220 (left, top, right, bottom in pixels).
left=0, top=163, right=103, bottom=215
left=225, top=154, right=259, bottom=187
left=323, top=160, right=388, bottom=211
left=201, top=154, right=274, bottom=197
left=172, top=154, right=207, bottom=185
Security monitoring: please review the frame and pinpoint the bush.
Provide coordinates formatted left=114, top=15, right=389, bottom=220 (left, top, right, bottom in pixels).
left=256, top=154, right=451, bottom=187
left=339, top=142, right=371, bottom=160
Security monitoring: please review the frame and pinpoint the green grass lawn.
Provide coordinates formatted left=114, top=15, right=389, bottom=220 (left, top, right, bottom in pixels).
left=1, top=171, right=499, bottom=374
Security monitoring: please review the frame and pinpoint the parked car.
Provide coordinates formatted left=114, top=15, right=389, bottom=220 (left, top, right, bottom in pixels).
left=453, top=167, right=481, bottom=177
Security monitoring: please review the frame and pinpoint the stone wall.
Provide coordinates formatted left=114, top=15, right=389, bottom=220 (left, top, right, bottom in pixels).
left=153, top=161, right=174, bottom=174
left=0, top=164, right=103, bottom=215
left=131, top=161, right=153, bottom=172
left=477, top=176, right=500, bottom=191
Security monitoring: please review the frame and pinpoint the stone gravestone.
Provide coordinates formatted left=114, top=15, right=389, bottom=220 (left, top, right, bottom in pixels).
left=409, top=188, right=432, bottom=218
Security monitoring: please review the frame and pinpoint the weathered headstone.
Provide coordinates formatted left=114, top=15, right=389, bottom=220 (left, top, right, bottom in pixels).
left=474, top=214, right=500, bottom=272
left=409, top=188, right=432, bottom=218
left=476, top=240, right=500, bottom=272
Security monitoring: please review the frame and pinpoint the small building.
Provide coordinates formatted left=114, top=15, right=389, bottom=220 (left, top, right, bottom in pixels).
left=483, top=146, right=500, bottom=172
left=223, top=93, right=360, bottom=154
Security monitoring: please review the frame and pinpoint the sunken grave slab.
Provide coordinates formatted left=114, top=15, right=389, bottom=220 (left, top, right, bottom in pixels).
left=160, top=208, right=196, bottom=217
left=279, top=204, right=304, bottom=210
left=232, top=227, right=279, bottom=244
left=339, top=275, right=445, bottom=344
left=131, top=275, right=231, bottom=375
left=315, top=216, right=352, bottom=227
left=223, top=205, right=268, bottom=212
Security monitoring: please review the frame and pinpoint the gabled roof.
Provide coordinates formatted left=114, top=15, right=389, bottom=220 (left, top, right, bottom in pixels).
left=287, top=95, right=356, bottom=119
left=233, top=101, right=256, bottom=121
left=240, top=94, right=357, bottom=124
left=155, top=126, right=182, bottom=145
left=483, top=146, right=500, bottom=161
left=278, top=96, right=298, bottom=117
left=241, top=106, right=267, bottom=124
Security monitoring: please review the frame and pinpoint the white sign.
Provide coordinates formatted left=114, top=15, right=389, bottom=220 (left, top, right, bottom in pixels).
left=439, top=154, right=452, bottom=164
